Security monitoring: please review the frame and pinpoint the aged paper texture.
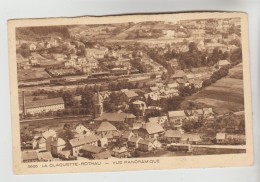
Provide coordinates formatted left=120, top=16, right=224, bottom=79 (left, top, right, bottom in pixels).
left=8, top=12, right=253, bottom=174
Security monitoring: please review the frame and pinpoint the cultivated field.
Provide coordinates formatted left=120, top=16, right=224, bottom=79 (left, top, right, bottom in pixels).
left=182, top=64, right=244, bottom=114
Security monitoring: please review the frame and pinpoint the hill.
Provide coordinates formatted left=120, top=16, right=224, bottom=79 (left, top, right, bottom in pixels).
left=181, top=63, right=244, bottom=114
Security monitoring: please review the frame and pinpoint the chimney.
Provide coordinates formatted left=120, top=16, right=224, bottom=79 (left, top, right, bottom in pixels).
left=22, top=91, right=26, bottom=117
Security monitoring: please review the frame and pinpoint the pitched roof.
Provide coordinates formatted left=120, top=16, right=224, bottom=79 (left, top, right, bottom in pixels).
left=168, top=110, right=186, bottom=118
left=132, top=123, right=142, bottom=130
left=69, top=135, right=100, bottom=147
left=128, top=136, right=142, bottom=143
left=75, top=124, right=90, bottom=134
left=181, top=134, right=201, bottom=142
left=164, top=130, right=182, bottom=138
left=59, top=150, right=71, bottom=158
left=42, top=129, right=56, bottom=139
left=94, top=113, right=136, bottom=122
left=25, top=97, right=64, bottom=109
left=81, top=144, right=103, bottom=154
left=122, top=90, right=138, bottom=98
left=22, top=151, right=38, bottom=161
left=122, top=131, right=132, bottom=139
left=51, top=138, right=66, bottom=147
left=92, top=151, right=111, bottom=159
left=37, top=152, right=53, bottom=161
left=142, top=122, right=164, bottom=135
left=96, top=122, right=117, bottom=132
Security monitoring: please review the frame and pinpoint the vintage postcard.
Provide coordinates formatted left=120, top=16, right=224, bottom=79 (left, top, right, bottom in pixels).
left=8, top=12, right=253, bottom=174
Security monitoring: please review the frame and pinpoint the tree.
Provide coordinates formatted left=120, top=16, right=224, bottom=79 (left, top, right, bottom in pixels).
left=62, top=91, right=74, bottom=107
left=81, top=89, right=95, bottom=114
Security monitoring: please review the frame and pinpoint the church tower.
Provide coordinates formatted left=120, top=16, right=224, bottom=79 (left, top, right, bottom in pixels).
left=94, top=90, right=103, bottom=118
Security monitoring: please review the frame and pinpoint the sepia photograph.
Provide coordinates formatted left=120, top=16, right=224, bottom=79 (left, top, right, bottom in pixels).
left=8, top=12, right=253, bottom=174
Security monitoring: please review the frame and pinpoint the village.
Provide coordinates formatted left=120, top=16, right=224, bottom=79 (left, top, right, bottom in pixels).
left=16, top=18, right=246, bottom=162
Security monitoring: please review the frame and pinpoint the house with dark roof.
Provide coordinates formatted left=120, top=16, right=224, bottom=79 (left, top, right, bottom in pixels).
left=121, top=131, right=134, bottom=141
left=25, top=97, right=65, bottom=115
left=168, top=110, right=187, bottom=130
left=128, top=136, right=142, bottom=148
left=94, top=113, right=136, bottom=128
left=137, top=122, right=165, bottom=139
left=69, top=135, right=100, bottom=156
left=138, top=139, right=153, bottom=152
left=164, top=130, right=182, bottom=143
left=80, top=144, right=104, bottom=159
left=111, top=147, right=129, bottom=158
left=46, top=137, right=66, bottom=155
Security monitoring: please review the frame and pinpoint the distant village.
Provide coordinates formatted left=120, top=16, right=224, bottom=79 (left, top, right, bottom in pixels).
left=16, top=18, right=246, bottom=162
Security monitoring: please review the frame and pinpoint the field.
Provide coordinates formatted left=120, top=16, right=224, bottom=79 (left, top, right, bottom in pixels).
left=17, top=68, right=51, bottom=81
left=182, top=64, right=244, bottom=114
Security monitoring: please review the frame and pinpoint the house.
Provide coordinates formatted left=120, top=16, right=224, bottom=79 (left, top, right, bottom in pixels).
left=58, top=150, right=71, bottom=160
left=132, top=123, right=142, bottom=134
left=42, top=129, right=56, bottom=139
left=203, top=108, right=214, bottom=118
left=137, top=122, right=165, bottom=139
left=216, top=60, right=231, bottom=68
left=148, top=116, right=168, bottom=125
left=29, top=43, right=37, bottom=51
left=147, top=138, right=162, bottom=149
left=132, top=100, right=147, bottom=115
left=128, top=136, right=142, bottom=148
left=191, top=109, right=204, bottom=118
left=22, top=151, right=39, bottom=163
left=164, top=130, right=182, bottom=143
left=37, top=151, right=53, bottom=162
left=121, top=89, right=139, bottom=101
left=99, top=137, right=109, bottom=148
left=24, top=97, right=65, bottom=115
left=31, top=136, right=46, bottom=151
left=111, top=147, right=129, bottom=158
left=96, top=121, right=117, bottom=138
left=47, top=137, right=66, bottom=155
left=94, top=113, right=136, bottom=127
left=69, top=135, right=100, bottom=156
left=80, top=144, right=104, bottom=159
left=168, top=58, right=179, bottom=69
left=92, top=150, right=111, bottom=160
left=75, top=124, right=92, bottom=136
left=138, top=139, right=153, bottom=152
left=181, top=134, right=201, bottom=144
left=29, top=57, right=39, bottom=66
left=189, top=79, right=203, bottom=89
left=121, top=131, right=134, bottom=141
left=168, top=110, right=186, bottom=129
left=216, top=133, right=226, bottom=144
left=79, top=144, right=104, bottom=159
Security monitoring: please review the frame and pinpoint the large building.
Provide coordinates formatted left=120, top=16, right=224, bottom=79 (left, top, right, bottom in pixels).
left=24, top=97, right=65, bottom=115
